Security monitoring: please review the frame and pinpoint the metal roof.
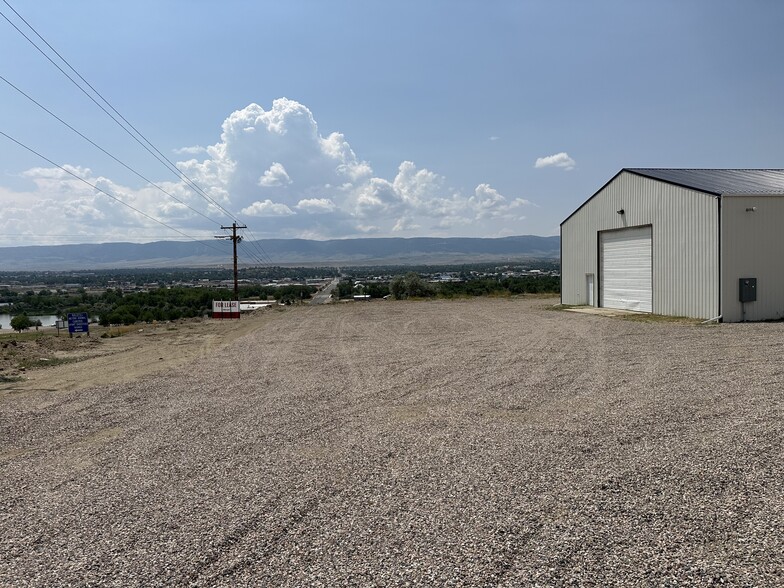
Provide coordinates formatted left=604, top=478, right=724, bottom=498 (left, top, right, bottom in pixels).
left=625, top=168, right=784, bottom=195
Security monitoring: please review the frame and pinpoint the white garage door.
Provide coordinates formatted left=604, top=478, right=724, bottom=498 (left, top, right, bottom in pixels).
left=600, top=226, right=652, bottom=312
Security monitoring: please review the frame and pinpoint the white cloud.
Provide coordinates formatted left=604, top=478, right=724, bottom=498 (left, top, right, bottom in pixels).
left=241, top=199, right=295, bottom=217
left=296, top=198, right=336, bottom=214
left=0, top=98, right=535, bottom=245
left=258, top=162, right=291, bottom=187
left=534, top=152, right=576, bottom=170
left=392, top=216, right=420, bottom=232
left=489, top=136, right=500, bottom=141
left=173, top=145, right=207, bottom=155
left=356, top=224, right=380, bottom=234
left=470, top=184, right=530, bottom=219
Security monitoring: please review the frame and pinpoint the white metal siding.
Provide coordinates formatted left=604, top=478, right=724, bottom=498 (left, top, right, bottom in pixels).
left=600, top=227, right=652, bottom=312
left=721, top=195, right=784, bottom=321
left=561, top=171, right=719, bottom=319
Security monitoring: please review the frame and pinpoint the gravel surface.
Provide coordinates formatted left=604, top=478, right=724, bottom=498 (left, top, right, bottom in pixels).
left=1, top=297, right=783, bottom=586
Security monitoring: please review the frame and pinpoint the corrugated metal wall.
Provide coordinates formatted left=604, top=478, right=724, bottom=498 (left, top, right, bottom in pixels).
left=722, top=196, right=784, bottom=321
left=561, top=171, right=720, bottom=319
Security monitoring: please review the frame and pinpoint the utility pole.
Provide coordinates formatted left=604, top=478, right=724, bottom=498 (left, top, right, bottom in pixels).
left=215, top=222, right=247, bottom=300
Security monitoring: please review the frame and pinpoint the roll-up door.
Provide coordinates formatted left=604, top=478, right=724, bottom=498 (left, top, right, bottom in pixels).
left=600, top=226, right=652, bottom=312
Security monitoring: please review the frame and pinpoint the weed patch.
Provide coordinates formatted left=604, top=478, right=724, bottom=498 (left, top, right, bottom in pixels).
left=620, top=313, right=703, bottom=325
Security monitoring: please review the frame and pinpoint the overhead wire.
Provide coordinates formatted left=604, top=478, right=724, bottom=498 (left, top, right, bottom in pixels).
left=0, top=74, right=223, bottom=227
left=243, top=241, right=275, bottom=265
left=0, top=1, right=239, bottom=223
left=240, top=228, right=275, bottom=265
left=0, top=234, right=214, bottom=240
left=237, top=240, right=267, bottom=266
left=1, top=0, right=274, bottom=266
left=249, top=230, right=276, bottom=265
left=0, top=129, right=229, bottom=255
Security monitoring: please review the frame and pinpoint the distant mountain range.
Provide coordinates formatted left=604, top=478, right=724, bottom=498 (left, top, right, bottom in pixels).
left=0, top=235, right=560, bottom=271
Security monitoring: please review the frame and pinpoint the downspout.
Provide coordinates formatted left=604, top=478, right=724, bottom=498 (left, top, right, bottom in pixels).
left=717, top=194, right=722, bottom=322
left=559, top=224, right=563, bottom=305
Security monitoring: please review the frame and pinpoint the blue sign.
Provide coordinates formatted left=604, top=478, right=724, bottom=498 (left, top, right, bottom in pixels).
left=67, top=312, right=89, bottom=334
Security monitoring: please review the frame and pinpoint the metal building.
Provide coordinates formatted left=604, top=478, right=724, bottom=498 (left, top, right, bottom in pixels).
left=560, top=169, right=784, bottom=322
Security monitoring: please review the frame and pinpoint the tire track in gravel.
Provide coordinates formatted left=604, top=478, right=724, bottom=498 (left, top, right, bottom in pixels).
left=165, top=305, right=420, bottom=583
left=185, top=490, right=318, bottom=584
left=171, top=309, right=410, bottom=585
left=180, top=300, right=537, bottom=583
left=4, top=298, right=784, bottom=586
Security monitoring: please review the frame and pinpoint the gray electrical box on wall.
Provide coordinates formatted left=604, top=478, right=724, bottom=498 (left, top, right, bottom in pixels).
left=739, top=278, right=757, bottom=302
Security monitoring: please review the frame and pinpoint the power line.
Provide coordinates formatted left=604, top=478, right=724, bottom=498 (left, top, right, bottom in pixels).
left=0, top=234, right=214, bottom=239
left=0, top=1, right=238, bottom=223
left=239, top=229, right=275, bottom=265
left=1, top=0, right=276, bottom=266
left=237, top=239, right=267, bottom=267
left=0, top=129, right=228, bottom=255
left=0, top=73, right=223, bottom=227
left=246, top=229, right=276, bottom=264
left=215, top=222, right=246, bottom=298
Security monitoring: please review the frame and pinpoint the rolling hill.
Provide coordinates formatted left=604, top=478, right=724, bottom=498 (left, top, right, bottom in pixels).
left=0, top=235, right=559, bottom=270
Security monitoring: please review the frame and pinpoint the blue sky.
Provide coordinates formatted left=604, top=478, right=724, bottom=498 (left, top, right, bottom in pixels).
left=1, top=1, right=782, bottom=248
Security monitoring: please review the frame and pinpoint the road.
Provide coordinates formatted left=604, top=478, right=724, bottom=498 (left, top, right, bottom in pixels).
left=310, top=277, right=339, bottom=304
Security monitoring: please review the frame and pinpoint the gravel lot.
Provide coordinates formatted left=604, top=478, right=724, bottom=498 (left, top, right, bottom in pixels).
left=1, top=297, right=783, bottom=586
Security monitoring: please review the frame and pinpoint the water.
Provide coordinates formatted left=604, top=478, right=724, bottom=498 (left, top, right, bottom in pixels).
left=0, top=314, right=60, bottom=330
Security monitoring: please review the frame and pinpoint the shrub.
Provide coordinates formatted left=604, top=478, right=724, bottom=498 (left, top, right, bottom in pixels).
left=10, top=314, right=33, bottom=332
left=390, top=273, right=434, bottom=300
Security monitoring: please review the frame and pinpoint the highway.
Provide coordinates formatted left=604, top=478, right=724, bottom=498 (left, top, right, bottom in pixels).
left=310, top=277, right=339, bottom=304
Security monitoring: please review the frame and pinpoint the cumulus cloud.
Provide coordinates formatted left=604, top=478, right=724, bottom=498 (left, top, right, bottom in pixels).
left=0, top=98, right=534, bottom=245
left=470, top=184, right=530, bottom=219
left=258, top=162, right=291, bottom=187
left=392, top=216, right=420, bottom=232
left=296, top=198, right=337, bottom=214
left=534, top=152, right=576, bottom=170
left=0, top=165, right=217, bottom=245
left=240, top=199, right=295, bottom=217
left=173, top=145, right=207, bottom=155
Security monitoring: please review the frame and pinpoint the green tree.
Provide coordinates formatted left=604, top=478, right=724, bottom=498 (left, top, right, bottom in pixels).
left=366, top=283, right=390, bottom=298
left=335, top=280, right=354, bottom=299
left=390, top=273, right=434, bottom=299
left=10, top=314, right=33, bottom=332
left=404, top=272, right=433, bottom=298
left=389, top=275, right=406, bottom=299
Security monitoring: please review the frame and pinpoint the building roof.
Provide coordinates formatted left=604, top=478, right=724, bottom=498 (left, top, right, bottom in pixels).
left=625, top=168, right=784, bottom=196
left=561, top=168, right=784, bottom=226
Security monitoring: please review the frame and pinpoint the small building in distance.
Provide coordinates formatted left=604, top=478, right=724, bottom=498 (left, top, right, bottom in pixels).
left=561, top=168, right=784, bottom=322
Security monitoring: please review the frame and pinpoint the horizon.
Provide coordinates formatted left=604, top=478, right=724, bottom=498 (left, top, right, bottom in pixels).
left=0, top=233, right=560, bottom=250
left=0, top=234, right=560, bottom=271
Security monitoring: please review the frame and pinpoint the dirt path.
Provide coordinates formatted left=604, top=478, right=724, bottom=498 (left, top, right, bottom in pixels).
left=0, top=309, right=274, bottom=398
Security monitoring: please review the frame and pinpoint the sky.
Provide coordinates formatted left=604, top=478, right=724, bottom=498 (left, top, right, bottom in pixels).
left=1, top=0, right=783, bottom=252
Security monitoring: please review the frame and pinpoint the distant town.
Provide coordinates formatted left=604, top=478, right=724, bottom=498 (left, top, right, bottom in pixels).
left=0, top=260, right=559, bottom=294
left=0, top=261, right=560, bottom=329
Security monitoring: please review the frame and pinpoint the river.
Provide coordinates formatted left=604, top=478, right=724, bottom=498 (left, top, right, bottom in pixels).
left=0, top=314, right=61, bottom=330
